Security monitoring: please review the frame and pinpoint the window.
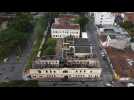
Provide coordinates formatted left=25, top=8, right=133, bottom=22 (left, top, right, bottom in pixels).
left=90, top=71, right=92, bottom=73
left=63, top=70, right=68, bottom=73
left=54, top=71, right=56, bottom=73
left=38, top=70, right=41, bottom=73
left=50, top=70, right=52, bottom=73
left=46, top=70, right=48, bottom=73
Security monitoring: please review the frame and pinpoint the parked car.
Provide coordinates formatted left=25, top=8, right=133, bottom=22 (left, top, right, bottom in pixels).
left=101, top=51, right=105, bottom=57
left=3, top=58, right=8, bottom=63
left=104, top=83, right=112, bottom=87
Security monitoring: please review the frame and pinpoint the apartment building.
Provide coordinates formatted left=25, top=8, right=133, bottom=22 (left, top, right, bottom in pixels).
left=94, top=12, right=115, bottom=26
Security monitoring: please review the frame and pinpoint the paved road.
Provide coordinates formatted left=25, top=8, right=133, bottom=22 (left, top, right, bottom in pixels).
left=39, top=80, right=104, bottom=87
left=86, top=15, right=113, bottom=84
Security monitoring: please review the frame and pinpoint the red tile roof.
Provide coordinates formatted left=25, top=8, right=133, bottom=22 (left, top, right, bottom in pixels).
left=59, top=15, right=78, bottom=20
left=52, top=23, right=80, bottom=29
left=105, top=47, right=134, bottom=78
left=100, top=35, right=107, bottom=42
left=52, top=15, right=80, bottom=29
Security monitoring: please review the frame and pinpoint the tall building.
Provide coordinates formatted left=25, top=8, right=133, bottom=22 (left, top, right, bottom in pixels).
left=94, top=12, right=115, bottom=26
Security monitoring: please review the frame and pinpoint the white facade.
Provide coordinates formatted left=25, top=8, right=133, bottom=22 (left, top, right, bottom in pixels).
left=107, top=35, right=129, bottom=50
left=29, top=68, right=102, bottom=79
left=131, top=43, right=134, bottom=51
left=94, top=12, right=115, bottom=26
left=67, top=59, right=98, bottom=67
left=51, top=28, right=80, bottom=38
left=82, top=32, right=88, bottom=38
left=74, top=52, right=90, bottom=57
left=34, top=59, right=59, bottom=65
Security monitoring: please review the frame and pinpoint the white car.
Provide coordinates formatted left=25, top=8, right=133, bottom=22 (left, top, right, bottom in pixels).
left=127, top=83, right=134, bottom=87
left=105, top=83, right=112, bottom=87
left=3, top=58, right=8, bottom=63
left=101, top=51, right=105, bottom=57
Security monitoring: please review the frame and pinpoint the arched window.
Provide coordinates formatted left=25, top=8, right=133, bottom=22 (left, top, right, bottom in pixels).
left=38, top=70, right=41, bottom=73
left=63, top=70, right=68, bottom=73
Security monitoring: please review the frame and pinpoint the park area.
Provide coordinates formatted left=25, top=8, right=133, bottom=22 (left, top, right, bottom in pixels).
left=0, top=13, right=33, bottom=63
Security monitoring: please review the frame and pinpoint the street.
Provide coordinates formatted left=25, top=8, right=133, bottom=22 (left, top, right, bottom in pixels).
left=39, top=80, right=104, bottom=87
left=86, top=15, right=113, bottom=85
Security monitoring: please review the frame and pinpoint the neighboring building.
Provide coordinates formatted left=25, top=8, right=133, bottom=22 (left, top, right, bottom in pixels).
left=124, top=12, right=134, bottom=23
left=99, top=25, right=130, bottom=50
left=51, top=23, right=80, bottom=38
left=94, top=12, right=115, bottom=26
left=106, top=47, right=134, bottom=80
left=51, top=15, right=80, bottom=38
left=106, top=34, right=130, bottom=50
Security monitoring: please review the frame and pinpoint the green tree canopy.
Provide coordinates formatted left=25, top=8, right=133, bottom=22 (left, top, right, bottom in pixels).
left=8, top=12, right=33, bottom=32
left=73, top=16, right=89, bottom=31
left=46, top=38, right=57, bottom=47
left=44, top=46, right=55, bottom=55
left=120, top=21, right=134, bottom=37
left=0, top=12, right=33, bottom=59
left=0, top=80, right=39, bottom=87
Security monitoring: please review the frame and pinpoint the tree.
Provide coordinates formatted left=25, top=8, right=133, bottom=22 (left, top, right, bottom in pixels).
left=120, top=21, right=133, bottom=30
left=120, top=21, right=134, bottom=37
left=44, top=46, right=55, bottom=55
left=0, top=80, right=39, bottom=87
left=8, top=12, right=33, bottom=32
left=73, top=16, right=89, bottom=31
left=46, top=38, right=57, bottom=47
left=0, top=12, right=33, bottom=59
